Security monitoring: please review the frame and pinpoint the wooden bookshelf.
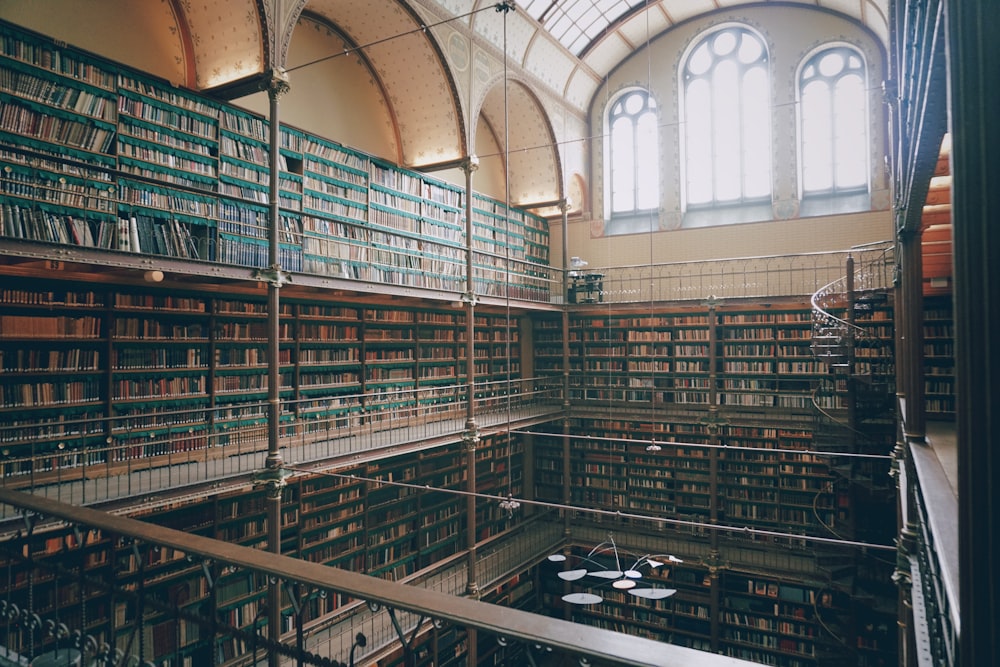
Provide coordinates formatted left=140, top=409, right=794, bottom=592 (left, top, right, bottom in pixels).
left=0, top=285, right=107, bottom=480
left=923, top=294, right=954, bottom=419
left=0, top=433, right=524, bottom=667
left=535, top=411, right=867, bottom=542
left=0, top=278, right=526, bottom=484
left=540, top=303, right=829, bottom=409
left=0, top=20, right=551, bottom=300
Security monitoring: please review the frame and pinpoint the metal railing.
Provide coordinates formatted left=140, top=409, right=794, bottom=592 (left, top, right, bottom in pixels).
left=810, top=241, right=896, bottom=343
left=576, top=243, right=895, bottom=304
left=0, top=378, right=564, bottom=519
left=0, top=489, right=756, bottom=667
left=0, top=146, right=559, bottom=304
left=300, top=519, right=566, bottom=665
left=906, top=438, right=959, bottom=667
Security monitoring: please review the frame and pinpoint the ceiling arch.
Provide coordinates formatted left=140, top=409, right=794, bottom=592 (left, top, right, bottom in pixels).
left=295, top=0, right=466, bottom=168
left=171, top=0, right=265, bottom=89
left=478, top=77, right=563, bottom=207
left=501, top=0, right=890, bottom=110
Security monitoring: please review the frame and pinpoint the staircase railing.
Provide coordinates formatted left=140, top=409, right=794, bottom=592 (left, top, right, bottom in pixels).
left=810, top=241, right=895, bottom=364
left=809, top=241, right=896, bottom=485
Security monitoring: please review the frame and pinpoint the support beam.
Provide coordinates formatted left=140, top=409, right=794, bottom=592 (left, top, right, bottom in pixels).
left=0, top=488, right=755, bottom=667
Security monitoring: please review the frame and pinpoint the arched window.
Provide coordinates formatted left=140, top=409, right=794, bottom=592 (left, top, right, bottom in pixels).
left=682, top=26, right=771, bottom=210
left=799, top=46, right=869, bottom=197
left=607, top=89, right=659, bottom=219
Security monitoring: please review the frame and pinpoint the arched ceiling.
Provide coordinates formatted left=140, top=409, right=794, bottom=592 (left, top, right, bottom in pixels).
left=175, top=0, right=264, bottom=89
left=168, top=0, right=467, bottom=168
left=1, top=0, right=887, bottom=208
left=300, top=0, right=465, bottom=167
left=480, top=79, right=562, bottom=206
left=167, top=1, right=889, bottom=166
left=466, top=0, right=890, bottom=110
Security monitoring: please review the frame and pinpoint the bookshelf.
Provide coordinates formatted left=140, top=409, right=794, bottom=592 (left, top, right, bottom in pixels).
left=540, top=543, right=894, bottom=667
left=923, top=294, right=954, bottom=419
left=298, top=468, right=367, bottom=574
left=0, top=27, right=118, bottom=248
left=0, top=20, right=551, bottom=301
left=0, top=432, right=524, bottom=667
left=475, top=432, right=524, bottom=539
left=211, top=296, right=296, bottom=415
left=292, top=302, right=363, bottom=427
left=415, top=309, right=463, bottom=417
left=362, top=306, right=417, bottom=425
left=0, top=277, right=526, bottom=484
left=366, top=455, right=421, bottom=579
left=0, top=29, right=117, bottom=162
left=117, top=72, right=219, bottom=191
left=474, top=312, right=522, bottom=384
left=416, top=447, right=464, bottom=567
left=670, top=310, right=713, bottom=405
left=109, top=292, right=212, bottom=463
left=719, top=573, right=826, bottom=666
left=535, top=413, right=859, bottom=542
left=538, top=303, right=827, bottom=409
left=0, top=285, right=107, bottom=481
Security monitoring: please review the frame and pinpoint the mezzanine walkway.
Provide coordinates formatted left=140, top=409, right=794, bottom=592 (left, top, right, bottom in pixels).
left=0, top=399, right=563, bottom=521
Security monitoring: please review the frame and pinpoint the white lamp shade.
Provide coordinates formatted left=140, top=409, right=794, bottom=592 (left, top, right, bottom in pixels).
left=628, top=587, right=677, bottom=600
left=557, top=569, right=589, bottom=581
left=562, top=593, right=603, bottom=605
left=589, top=570, right=624, bottom=579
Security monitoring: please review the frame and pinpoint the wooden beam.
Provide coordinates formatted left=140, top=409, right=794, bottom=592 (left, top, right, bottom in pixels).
left=0, top=488, right=754, bottom=667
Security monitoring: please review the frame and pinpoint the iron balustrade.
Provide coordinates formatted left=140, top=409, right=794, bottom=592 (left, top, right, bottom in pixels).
left=0, top=145, right=559, bottom=304
left=0, top=489, right=757, bottom=667
left=575, top=242, right=896, bottom=305
left=0, top=378, right=564, bottom=519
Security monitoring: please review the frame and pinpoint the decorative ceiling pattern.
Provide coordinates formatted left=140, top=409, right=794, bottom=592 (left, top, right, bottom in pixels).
left=507, top=0, right=890, bottom=113
left=304, top=0, right=464, bottom=167
left=175, top=0, right=264, bottom=89
left=0, top=0, right=890, bottom=209
left=481, top=79, right=561, bottom=205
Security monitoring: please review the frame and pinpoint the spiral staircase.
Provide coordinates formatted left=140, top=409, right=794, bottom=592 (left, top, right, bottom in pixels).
left=808, top=243, right=899, bottom=666
left=809, top=244, right=896, bottom=515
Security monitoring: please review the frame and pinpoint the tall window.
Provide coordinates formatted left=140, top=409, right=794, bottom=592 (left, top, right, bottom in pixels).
left=800, top=46, right=868, bottom=195
left=608, top=89, right=659, bottom=216
left=682, top=26, right=771, bottom=208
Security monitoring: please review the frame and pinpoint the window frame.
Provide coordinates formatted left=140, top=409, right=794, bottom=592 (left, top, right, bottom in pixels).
left=603, top=87, right=660, bottom=232
left=678, top=23, right=773, bottom=217
left=797, top=43, right=871, bottom=203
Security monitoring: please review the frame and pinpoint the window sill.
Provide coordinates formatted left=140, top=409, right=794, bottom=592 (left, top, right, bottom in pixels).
left=681, top=203, right=773, bottom=229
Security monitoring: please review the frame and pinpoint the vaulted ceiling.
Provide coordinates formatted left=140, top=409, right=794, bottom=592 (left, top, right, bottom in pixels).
left=0, top=0, right=894, bottom=210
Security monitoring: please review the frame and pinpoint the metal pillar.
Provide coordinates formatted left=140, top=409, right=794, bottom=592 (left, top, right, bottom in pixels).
left=460, top=156, right=480, bottom=664
left=250, top=69, right=291, bottom=667
left=559, top=200, right=572, bottom=536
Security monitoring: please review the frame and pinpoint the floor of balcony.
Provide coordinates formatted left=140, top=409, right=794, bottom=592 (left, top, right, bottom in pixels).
left=0, top=403, right=564, bottom=522
left=925, top=419, right=957, bottom=496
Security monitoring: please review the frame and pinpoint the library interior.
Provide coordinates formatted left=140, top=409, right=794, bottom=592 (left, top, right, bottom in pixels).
left=0, top=1, right=995, bottom=667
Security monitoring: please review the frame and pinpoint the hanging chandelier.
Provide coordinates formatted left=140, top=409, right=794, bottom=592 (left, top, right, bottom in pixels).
left=547, top=534, right=682, bottom=604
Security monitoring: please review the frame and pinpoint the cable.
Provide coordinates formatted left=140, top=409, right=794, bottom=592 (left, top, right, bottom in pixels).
left=281, top=465, right=896, bottom=552
left=510, top=427, right=894, bottom=460
left=501, top=0, right=514, bottom=501
left=285, top=4, right=513, bottom=74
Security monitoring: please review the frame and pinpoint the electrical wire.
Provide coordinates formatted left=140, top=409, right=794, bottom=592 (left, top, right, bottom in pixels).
left=280, top=464, right=896, bottom=552
left=285, top=3, right=511, bottom=73
left=510, top=427, right=894, bottom=460
left=502, top=0, right=515, bottom=502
